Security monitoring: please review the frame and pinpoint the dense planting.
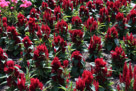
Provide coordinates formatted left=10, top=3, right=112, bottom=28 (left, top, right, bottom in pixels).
left=0, top=0, right=136, bottom=91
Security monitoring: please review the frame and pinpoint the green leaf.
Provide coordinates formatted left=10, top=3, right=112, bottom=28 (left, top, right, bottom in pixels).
left=91, top=84, right=96, bottom=91
left=114, top=39, right=119, bottom=46
left=107, top=44, right=112, bottom=51
left=125, top=24, right=131, bottom=27
left=59, top=85, right=66, bottom=91
left=0, top=81, right=7, bottom=86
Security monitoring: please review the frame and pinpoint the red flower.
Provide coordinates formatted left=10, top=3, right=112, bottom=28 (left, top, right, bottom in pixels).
left=111, top=46, right=127, bottom=63
left=7, top=76, right=16, bottom=87
left=117, top=84, right=120, bottom=91
left=71, top=51, right=82, bottom=61
left=63, top=60, right=69, bottom=68
left=0, top=48, right=7, bottom=60
left=93, top=0, right=103, bottom=9
left=28, top=17, right=35, bottom=33
left=33, top=44, right=49, bottom=61
left=62, top=0, right=73, bottom=12
left=17, top=77, right=26, bottom=91
left=2, top=17, right=7, bottom=27
left=82, top=70, right=93, bottom=87
left=133, top=75, right=136, bottom=91
left=127, top=9, right=136, bottom=24
left=22, top=36, right=32, bottom=48
left=129, top=62, right=133, bottom=79
left=27, top=60, right=30, bottom=67
left=86, top=1, right=95, bottom=12
left=43, top=9, right=51, bottom=22
left=29, top=78, right=43, bottom=91
left=123, top=33, right=136, bottom=46
left=4, top=60, right=15, bottom=73
left=88, top=35, right=102, bottom=54
left=36, top=27, right=42, bottom=39
left=41, top=2, right=48, bottom=10
left=116, top=12, right=124, bottom=21
left=51, top=57, right=61, bottom=70
left=93, top=80, right=99, bottom=91
left=69, top=30, right=83, bottom=45
left=72, top=16, right=82, bottom=26
left=41, top=24, right=51, bottom=40
left=122, top=62, right=131, bottom=90
left=105, top=26, right=118, bottom=40
left=2, top=17, right=7, bottom=23
left=54, top=6, right=61, bottom=20
left=134, top=66, right=136, bottom=77
left=17, top=13, right=26, bottom=26
left=52, top=35, right=67, bottom=52
left=55, top=20, right=68, bottom=37
left=99, top=7, right=110, bottom=22
left=48, top=0, right=55, bottom=8
left=30, top=8, right=37, bottom=18
left=85, top=17, right=98, bottom=32
left=76, top=77, right=85, bottom=91
left=79, top=5, right=89, bottom=17
left=95, top=58, right=106, bottom=68
left=72, top=0, right=79, bottom=7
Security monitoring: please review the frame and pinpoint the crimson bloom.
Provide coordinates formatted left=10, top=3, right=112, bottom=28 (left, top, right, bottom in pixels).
left=29, top=78, right=43, bottom=91
left=76, top=77, right=85, bottom=91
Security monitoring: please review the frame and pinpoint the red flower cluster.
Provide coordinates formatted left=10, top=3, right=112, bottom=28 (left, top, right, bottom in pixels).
left=43, top=9, right=54, bottom=27
left=123, top=33, right=136, bottom=46
left=72, top=0, right=79, bottom=7
left=17, top=76, right=26, bottom=91
left=41, top=2, right=48, bottom=10
left=127, top=9, right=136, bottom=24
left=69, top=30, right=83, bottom=45
left=0, top=47, right=7, bottom=61
left=111, top=46, right=127, bottom=67
left=72, top=16, right=82, bottom=27
left=116, top=12, right=124, bottom=21
left=105, top=26, right=118, bottom=40
left=7, top=26, right=21, bottom=44
left=4, top=60, right=15, bottom=73
left=94, top=58, right=112, bottom=83
left=22, top=36, right=32, bottom=48
left=2, top=17, right=7, bottom=27
left=51, top=57, right=64, bottom=84
left=0, top=48, right=7, bottom=70
left=85, top=17, right=98, bottom=32
left=30, top=8, right=38, bottom=18
left=28, top=17, right=35, bottom=34
left=76, top=77, right=85, bottom=91
left=17, top=13, right=26, bottom=26
left=55, top=20, right=68, bottom=37
left=29, top=78, right=43, bottom=91
left=118, top=62, right=134, bottom=90
left=54, top=6, right=62, bottom=20
left=33, top=44, right=49, bottom=63
left=79, top=5, right=89, bottom=18
left=62, top=0, right=73, bottom=12
left=88, top=35, right=102, bottom=54
left=86, top=1, right=95, bottom=12
left=48, top=0, right=56, bottom=9
left=41, top=24, right=51, bottom=40
left=63, top=60, right=69, bottom=68
left=82, top=70, right=93, bottom=89
left=99, top=7, right=110, bottom=23
left=71, top=51, right=83, bottom=67
left=93, top=0, right=103, bottom=10
left=52, top=35, right=67, bottom=52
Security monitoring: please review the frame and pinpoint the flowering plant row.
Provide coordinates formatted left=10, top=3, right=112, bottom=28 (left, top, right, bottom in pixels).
left=0, top=0, right=136, bottom=91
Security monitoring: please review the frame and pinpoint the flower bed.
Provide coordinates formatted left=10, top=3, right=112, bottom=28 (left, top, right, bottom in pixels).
left=0, top=0, right=136, bottom=91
